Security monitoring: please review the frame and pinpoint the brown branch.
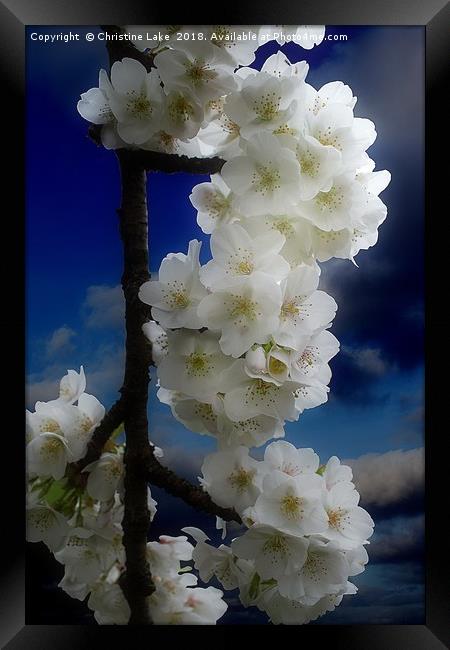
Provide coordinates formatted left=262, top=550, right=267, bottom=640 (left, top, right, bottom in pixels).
left=76, top=398, right=125, bottom=470
left=116, top=151, right=154, bottom=624
left=146, top=450, right=242, bottom=525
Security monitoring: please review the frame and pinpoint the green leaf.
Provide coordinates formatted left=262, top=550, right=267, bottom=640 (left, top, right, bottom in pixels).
left=248, top=572, right=261, bottom=600
left=316, top=464, right=326, bottom=476
left=43, top=480, right=67, bottom=508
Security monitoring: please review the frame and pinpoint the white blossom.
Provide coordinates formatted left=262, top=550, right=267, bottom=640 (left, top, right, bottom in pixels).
left=139, top=240, right=208, bottom=329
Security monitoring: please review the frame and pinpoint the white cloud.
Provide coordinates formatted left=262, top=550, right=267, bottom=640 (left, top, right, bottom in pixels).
left=83, top=285, right=124, bottom=330
left=341, top=345, right=389, bottom=376
left=45, top=325, right=76, bottom=357
left=345, top=447, right=424, bottom=507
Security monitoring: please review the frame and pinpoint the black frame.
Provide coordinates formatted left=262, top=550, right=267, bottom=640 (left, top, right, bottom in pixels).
left=3, top=1, right=448, bottom=646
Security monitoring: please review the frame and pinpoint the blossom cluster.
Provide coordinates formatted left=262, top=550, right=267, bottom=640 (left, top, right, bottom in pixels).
left=77, top=25, right=324, bottom=153
left=50, top=25, right=390, bottom=625
left=183, top=440, right=373, bottom=625
left=26, top=367, right=228, bottom=625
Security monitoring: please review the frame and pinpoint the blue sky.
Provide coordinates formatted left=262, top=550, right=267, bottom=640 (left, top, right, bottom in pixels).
left=26, top=26, right=424, bottom=625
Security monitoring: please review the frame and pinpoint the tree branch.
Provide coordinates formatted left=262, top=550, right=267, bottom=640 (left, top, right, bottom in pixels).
left=146, top=450, right=242, bottom=525
left=116, top=151, right=154, bottom=625
left=75, top=397, right=125, bottom=470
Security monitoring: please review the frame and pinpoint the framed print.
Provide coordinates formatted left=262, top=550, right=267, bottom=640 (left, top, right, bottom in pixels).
left=1, top=1, right=448, bottom=647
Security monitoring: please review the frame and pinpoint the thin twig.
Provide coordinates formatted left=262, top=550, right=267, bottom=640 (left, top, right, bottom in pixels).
left=146, top=450, right=242, bottom=525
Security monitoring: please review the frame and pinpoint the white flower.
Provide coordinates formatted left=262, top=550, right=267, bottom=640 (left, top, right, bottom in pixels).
left=196, top=106, right=242, bottom=160
left=321, top=481, right=374, bottom=549
left=141, top=129, right=203, bottom=156
left=162, top=89, right=205, bottom=139
left=142, top=320, right=168, bottom=364
left=27, top=432, right=74, bottom=480
left=182, top=527, right=240, bottom=589
left=58, top=572, right=90, bottom=601
left=155, top=41, right=236, bottom=103
left=156, top=330, right=234, bottom=401
left=259, top=51, right=309, bottom=81
left=147, top=535, right=193, bottom=577
left=305, top=101, right=376, bottom=171
left=152, top=585, right=227, bottom=625
left=221, top=359, right=299, bottom=422
left=77, top=69, right=114, bottom=125
left=287, top=133, right=342, bottom=200
left=298, top=173, right=367, bottom=232
left=84, top=450, right=124, bottom=502
left=260, top=580, right=355, bottom=625
left=197, top=273, right=282, bottom=358
left=221, top=132, right=301, bottom=216
left=231, top=524, right=308, bottom=582
left=275, top=266, right=337, bottom=350
left=289, top=329, right=340, bottom=385
left=262, top=441, right=320, bottom=477
left=294, top=382, right=330, bottom=413
left=243, top=214, right=315, bottom=269
left=323, top=456, right=353, bottom=489
left=216, top=409, right=285, bottom=449
left=139, top=240, right=208, bottom=330
left=244, top=345, right=291, bottom=386
left=88, top=582, right=130, bottom=625
left=199, top=222, right=289, bottom=290
left=205, top=26, right=259, bottom=66
left=55, top=530, right=108, bottom=584
left=343, top=544, right=369, bottom=576
left=200, top=447, right=263, bottom=512
left=277, top=537, right=349, bottom=603
left=304, top=81, right=357, bottom=118
left=189, top=174, right=239, bottom=235
left=107, top=58, right=164, bottom=145
left=26, top=504, right=69, bottom=551
left=77, top=70, right=125, bottom=149
left=249, top=471, right=328, bottom=537
left=69, top=393, right=105, bottom=461
left=58, top=367, right=86, bottom=404
left=224, top=71, right=299, bottom=138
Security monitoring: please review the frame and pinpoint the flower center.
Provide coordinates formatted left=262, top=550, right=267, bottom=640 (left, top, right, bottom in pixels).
left=281, top=299, right=300, bottom=320
left=193, top=402, right=216, bottom=423
left=127, top=93, right=153, bottom=119
left=327, top=507, right=345, bottom=530
left=272, top=217, right=295, bottom=237
left=263, top=534, right=289, bottom=556
left=299, top=151, right=320, bottom=177
left=185, top=352, right=212, bottom=377
left=28, top=508, right=54, bottom=532
left=253, top=92, right=281, bottom=121
left=315, top=126, right=340, bottom=149
left=185, top=59, right=216, bottom=86
left=280, top=494, right=304, bottom=519
left=228, top=467, right=255, bottom=492
left=303, top=551, right=327, bottom=578
left=169, top=96, right=194, bottom=123
left=315, top=186, right=343, bottom=211
left=163, top=281, right=190, bottom=309
left=229, top=296, right=258, bottom=321
left=252, top=164, right=281, bottom=195
left=40, top=418, right=61, bottom=433
left=41, top=437, right=64, bottom=459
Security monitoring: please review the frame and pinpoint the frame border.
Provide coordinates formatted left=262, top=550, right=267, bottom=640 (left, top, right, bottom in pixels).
left=4, top=0, right=448, bottom=646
